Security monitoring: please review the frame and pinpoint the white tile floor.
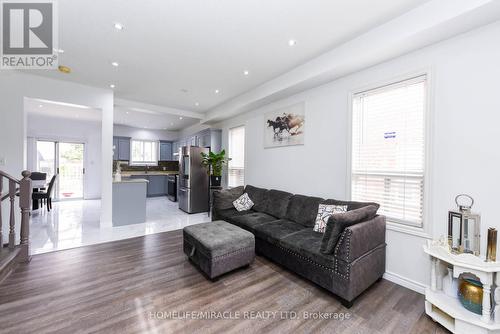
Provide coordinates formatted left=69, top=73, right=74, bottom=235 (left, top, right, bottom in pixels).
left=30, top=197, right=211, bottom=254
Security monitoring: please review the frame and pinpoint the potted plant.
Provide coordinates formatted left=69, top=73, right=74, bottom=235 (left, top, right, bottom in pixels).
left=200, top=150, right=231, bottom=187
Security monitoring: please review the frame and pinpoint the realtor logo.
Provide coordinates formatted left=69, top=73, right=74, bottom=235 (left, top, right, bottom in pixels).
left=1, top=0, right=58, bottom=69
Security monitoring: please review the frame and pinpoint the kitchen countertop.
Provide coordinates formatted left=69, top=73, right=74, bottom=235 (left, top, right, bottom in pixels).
left=113, top=178, right=149, bottom=184
left=120, top=171, right=179, bottom=176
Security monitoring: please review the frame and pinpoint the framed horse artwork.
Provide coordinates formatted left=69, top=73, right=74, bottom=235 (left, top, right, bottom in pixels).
left=264, top=102, right=305, bottom=148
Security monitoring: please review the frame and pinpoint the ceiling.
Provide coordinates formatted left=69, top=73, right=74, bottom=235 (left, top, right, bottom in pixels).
left=25, top=98, right=102, bottom=122
left=25, top=98, right=199, bottom=131
left=32, top=0, right=428, bottom=114
left=114, top=106, right=200, bottom=130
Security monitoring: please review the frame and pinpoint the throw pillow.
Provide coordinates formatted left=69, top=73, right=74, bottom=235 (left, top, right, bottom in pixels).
left=313, top=204, right=348, bottom=233
left=320, top=204, right=380, bottom=254
left=233, top=193, right=254, bottom=212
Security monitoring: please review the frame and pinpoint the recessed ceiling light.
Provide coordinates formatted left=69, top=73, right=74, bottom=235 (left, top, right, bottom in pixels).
left=114, top=23, right=124, bottom=30
left=38, top=104, right=43, bottom=108
left=126, top=111, right=129, bottom=114
left=170, top=122, right=174, bottom=126
left=179, top=117, right=183, bottom=120
left=110, top=84, right=115, bottom=88
left=194, top=102, right=199, bottom=106
left=215, top=89, right=220, bottom=94
left=243, top=70, right=249, bottom=76
left=288, top=39, right=297, bottom=46
left=111, top=62, right=119, bottom=67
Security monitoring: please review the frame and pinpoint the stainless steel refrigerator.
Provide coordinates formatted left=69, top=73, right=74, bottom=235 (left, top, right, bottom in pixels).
left=178, top=146, right=209, bottom=213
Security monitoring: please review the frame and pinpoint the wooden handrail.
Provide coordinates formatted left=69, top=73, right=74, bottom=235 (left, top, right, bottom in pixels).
left=0, top=170, right=20, bottom=184
left=1, top=188, right=19, bottom=202
left=0, top=170, right=32, bottom=263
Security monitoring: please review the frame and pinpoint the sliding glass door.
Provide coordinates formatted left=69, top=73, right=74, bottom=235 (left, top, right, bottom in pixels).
left=36, top=140, right=85, bottom=200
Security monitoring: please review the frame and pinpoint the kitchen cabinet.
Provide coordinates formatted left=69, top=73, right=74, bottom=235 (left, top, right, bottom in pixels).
left=113, top=137, right=119, bottom=160
left=118, top=138, right=130, bottom=161
left=197, top=131, right=211, bottom=148
left=188, top=136, right=197, bottom=146
left=172, top=142, right=179, bottom=159
left=129, top=175, right=168, bottom=197
left=147, top=175, right=167, bottom=197
left=159, top=141, right=173, bottom=161
left=113, top=136, right=131, bottom=161
left=174, top=128, right=222, bottom=153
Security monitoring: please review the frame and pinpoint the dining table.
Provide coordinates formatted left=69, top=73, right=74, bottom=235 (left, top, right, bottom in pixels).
left=31, top=179, right=47, bottom=210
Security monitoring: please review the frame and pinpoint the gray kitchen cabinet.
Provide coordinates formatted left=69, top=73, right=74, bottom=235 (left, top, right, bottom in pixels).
left=129, top=175, right=167, bottom=197
left=159, top=141, right=173, bottom=161
left=113, top=137, right=119, bottom=160
left=113, top=136, right=131, bottom=161
left=172, top=142, right=179, bottom=159
left=188, top=136, right=197, bottom=146
left=118, top=138, right=130, bottom=160
left=197, top=130, right=211, bottom=148
left=147, top=175, right=167, bottom=197
left=175, top=128, right=222, bottom=153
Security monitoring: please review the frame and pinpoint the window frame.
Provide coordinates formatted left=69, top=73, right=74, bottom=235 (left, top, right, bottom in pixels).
left=129, top=139, right=159, bottom=166
left=227, top=125, right=245, bottom=188
left=346, top=70, right=434, bottom=238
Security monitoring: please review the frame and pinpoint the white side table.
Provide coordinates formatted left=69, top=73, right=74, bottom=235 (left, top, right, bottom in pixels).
left=424, top=242, right=500, bottom=334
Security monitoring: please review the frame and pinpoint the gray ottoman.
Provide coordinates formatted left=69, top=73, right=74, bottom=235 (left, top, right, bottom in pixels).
left=183, top=220, right=255, bottom=279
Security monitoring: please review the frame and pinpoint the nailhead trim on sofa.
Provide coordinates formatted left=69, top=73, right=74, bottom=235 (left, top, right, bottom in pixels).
left=334, top=229, right=352, bottom=262
left=276, top=244, right=350, bottom=280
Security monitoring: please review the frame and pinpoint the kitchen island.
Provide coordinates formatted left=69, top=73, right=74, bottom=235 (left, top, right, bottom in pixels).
left=112, top=178, right=148, bottom=226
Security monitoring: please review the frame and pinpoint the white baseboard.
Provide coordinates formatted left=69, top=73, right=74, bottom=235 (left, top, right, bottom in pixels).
left=383, top=271, right=427, bottom=294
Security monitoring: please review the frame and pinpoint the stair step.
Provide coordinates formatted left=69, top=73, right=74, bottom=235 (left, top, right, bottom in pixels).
left=0, top=247, right=21, bottom=284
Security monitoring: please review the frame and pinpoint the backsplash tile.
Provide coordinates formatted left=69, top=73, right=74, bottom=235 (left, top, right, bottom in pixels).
left=113, top=160, right=179, bottom=172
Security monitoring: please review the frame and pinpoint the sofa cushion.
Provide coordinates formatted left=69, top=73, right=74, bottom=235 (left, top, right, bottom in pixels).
left=253, top=219, right=307, bottom=245
left=216, top=208, right=253, bottom=221
left=285, top=195, right=324, bottom=227
left=213, top=186, right=245, bottom=210
left=244, top=185, right=269, bottom=212
left=313, top=204, right=347, bottom=233
left=320, top=205, right=380, bottom=254
left=322, top=198, right=379, bottom=211
left=230, top=212, right=278, bottom=232
left=233, top=193, right=254, bottom=211
left=279, top=229, right=335, bottom=269
left=263, top=189, right=293, bottom=218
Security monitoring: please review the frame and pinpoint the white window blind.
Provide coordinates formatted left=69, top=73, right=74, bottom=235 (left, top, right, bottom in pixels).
left=131, top=139, right=158, bottom=165
left=351, top=76, right=426, bottom=227
left=228, top=126, right=245, bottom=187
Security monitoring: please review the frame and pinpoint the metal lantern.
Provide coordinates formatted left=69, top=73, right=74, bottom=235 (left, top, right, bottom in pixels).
left=448, top=194, right=481, bottom=256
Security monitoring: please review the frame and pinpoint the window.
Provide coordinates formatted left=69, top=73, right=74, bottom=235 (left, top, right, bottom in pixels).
left=131, top=139, right=158, bottom=165
left=351, top=75, right=427, bottom=228
left=228, top=126, right=245, bottom=187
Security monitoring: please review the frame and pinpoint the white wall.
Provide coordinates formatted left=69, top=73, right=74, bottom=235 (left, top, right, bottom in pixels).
left=215, top=21, right=500, bottom=292
left=113, top=124, right=178, bottom=141
left=27, top=115, right=102, bottom=199
left=0, top=72, right=114, bottom=233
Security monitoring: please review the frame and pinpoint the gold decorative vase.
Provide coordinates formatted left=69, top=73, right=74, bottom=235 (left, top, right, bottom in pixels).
left=458, top=278, right=483, bottom=315
left=486, top=228, right=497, bottom=262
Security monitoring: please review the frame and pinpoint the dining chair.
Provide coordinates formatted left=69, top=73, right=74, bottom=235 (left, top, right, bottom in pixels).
left=32, top=175, right=57, bottom=212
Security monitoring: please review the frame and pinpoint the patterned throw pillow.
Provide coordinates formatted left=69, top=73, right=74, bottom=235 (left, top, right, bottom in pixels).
left=233, top=193, right=254, bottom=212
left=313, top=204, right=348, bottom=233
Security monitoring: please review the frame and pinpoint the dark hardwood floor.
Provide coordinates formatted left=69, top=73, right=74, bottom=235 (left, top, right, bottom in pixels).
left=0, top=229, right=448, bottom=334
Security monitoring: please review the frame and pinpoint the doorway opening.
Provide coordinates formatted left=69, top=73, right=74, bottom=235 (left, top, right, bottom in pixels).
left=36, top=140, right=85, bottom=200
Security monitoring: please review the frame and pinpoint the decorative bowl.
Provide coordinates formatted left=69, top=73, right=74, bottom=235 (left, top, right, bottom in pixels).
left=458, top=277, right=483, bottom=315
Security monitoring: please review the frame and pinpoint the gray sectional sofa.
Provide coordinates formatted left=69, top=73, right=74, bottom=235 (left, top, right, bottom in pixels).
left=212, top=185, right=386, bottom=308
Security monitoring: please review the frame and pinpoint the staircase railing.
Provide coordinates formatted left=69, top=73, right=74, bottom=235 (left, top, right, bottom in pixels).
left=0, top=170, right=32, bottom=262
